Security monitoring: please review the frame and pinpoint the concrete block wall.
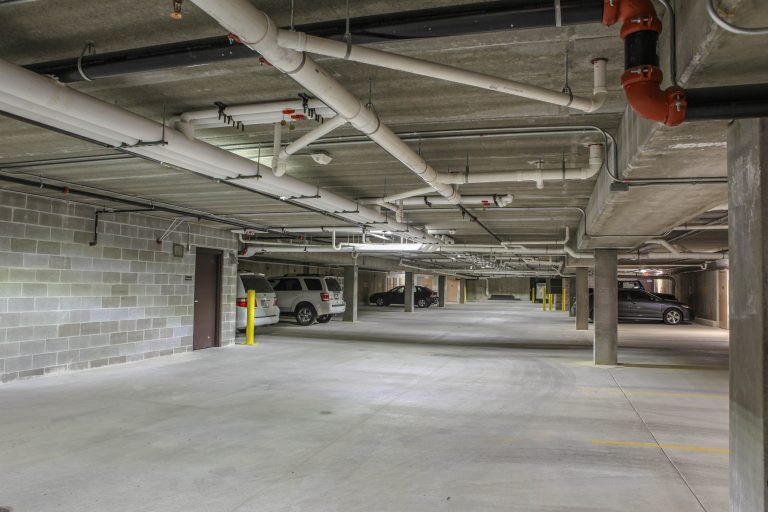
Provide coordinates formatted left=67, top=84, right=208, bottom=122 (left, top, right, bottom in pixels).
left=0, top=190, right=238, bottom=383
left=467, top=277, right=529, bottom=301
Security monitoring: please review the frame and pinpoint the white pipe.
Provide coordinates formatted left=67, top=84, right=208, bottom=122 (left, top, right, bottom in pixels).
left=380, top=187, right=436, bottom=203
left=0, top=58, right=443, bottom=245
left=277, top=31, right=608, bottom=113
left=178, top=99, right=332, bottom=124
left=671, top=225, right=728, bottom=231
left=645, top=239, right=681, bottom=256
left=271, top=122, right=282, bottom=170
left=274, top=115, right=346, bottom=176
left=618, top=252, right=727, bottom=261
left=189, top=0, right=460, bottom=206
left=436, top=144, right=603, bottom=186
left=362, top=193, right=514, bottom=208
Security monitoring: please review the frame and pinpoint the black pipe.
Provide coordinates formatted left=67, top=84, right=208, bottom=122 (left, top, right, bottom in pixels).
left=624, top=31, right=659, bottom=70
left=685, top=84, right=768, bottom=121
left=25, top=0, right=604, bottom=83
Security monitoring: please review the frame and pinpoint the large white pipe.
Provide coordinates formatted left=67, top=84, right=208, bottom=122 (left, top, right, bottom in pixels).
left=178, top=99, right=333, bottom=124
left=618, top=252, right=728, bottom=261
left=274, top=115, right=346, bottom=176
left=277, top=31, right=608, bottom=113
left=670, top=225, right=728, bottom=231
left=189, top=0, right=460, bottom=205
left=436, top=144, right=604, bottom=189
left=361, top=194, right=514, bottom=208
left=0, top=58, right=441, bottom=244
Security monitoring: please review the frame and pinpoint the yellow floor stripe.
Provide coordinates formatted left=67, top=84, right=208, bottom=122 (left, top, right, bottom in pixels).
left=579, top=387, right=727, bottom=399
left=592, top=440, right=729, bottom=453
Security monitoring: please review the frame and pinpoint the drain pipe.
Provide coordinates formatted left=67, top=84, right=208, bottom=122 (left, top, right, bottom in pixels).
left=362, top=194, right=515, bottom=208
left=602, top=0, right=686, bottom=125
left=0, top=58, right=442, bottom=244
left=189, top=0, right=460, bottom=206
left=277, top=30, right=608, bottom=113
left=603, top=0, right=768, bottom=125
left=437, top=144, right=603, bottom=187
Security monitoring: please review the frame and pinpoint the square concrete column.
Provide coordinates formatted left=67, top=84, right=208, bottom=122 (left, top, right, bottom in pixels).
left=576, top=268, right=589, bottom=330
left=404, top=271, right=415, bottom=312
left=593, top=249, right=617, bottom=365
left=728, top=118, right=767, bottom=511
left=438, top=275, right=447, bottom=307
left=459, top=279, right=466, bottom=304
left=343, top=265, right=358, bottom=322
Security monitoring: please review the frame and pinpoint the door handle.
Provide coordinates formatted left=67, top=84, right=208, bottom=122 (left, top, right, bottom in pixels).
left=194, top=299, right=199, bottom=303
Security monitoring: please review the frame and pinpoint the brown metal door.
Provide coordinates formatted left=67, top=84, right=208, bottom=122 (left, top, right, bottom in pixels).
left=193, top=249, right=221, bottom=350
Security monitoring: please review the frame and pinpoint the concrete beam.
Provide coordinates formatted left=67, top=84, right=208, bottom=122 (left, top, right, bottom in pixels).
left=404, top=271, right=414, bottom=313
left=728, top=118, right=768, bottom=512
left=343, top=265, right=358, bottom=322
left=593, top=249, right=617, bottom=365
left=577, top=0, right=743, bottom=250
left=576, top=268, right=589, bottom=330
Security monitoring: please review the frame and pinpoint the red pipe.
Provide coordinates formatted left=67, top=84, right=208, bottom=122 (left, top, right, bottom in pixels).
left=603, top=0, right=687, bottom=126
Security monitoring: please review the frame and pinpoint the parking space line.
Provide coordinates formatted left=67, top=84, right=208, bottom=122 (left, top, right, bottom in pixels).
left=592, top=440, right=729, bottom=454
left=579, top=387, right=727, bottom=399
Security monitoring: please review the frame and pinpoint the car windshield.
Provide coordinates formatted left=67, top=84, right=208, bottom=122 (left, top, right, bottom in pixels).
left=240, top=274, right=273, bottom=293
left=325, top=278, right=342, bottom=292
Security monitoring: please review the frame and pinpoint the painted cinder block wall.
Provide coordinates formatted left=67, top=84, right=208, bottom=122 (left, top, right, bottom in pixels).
left=0, top=190, right=238, bottom=383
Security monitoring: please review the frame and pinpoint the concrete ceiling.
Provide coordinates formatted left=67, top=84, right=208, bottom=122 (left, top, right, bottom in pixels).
left=0, top=0, right=765, bottom=274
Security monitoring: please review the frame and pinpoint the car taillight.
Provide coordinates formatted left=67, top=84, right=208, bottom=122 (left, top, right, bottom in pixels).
left=320, top=292, right=330, bottom=302
left=236, top=299, right=247, bottom=307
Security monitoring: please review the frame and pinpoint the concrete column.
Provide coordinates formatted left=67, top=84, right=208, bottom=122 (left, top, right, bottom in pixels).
left=728, top=118, right=767, bottom=512
left=459, top=279, right=466, bottom=304
left=438, top=275, right=447, bottom=308
left=593, top=249, right=617, bottom=365
left=575, top=268, right=589, bottom=330
left=343, top=265, right=358, bottom=322
left=404, top=271, right=414, bottom=312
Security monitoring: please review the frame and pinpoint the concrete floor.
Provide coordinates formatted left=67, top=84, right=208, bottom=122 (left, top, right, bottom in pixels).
left=0, top=302, right=729, bottom=512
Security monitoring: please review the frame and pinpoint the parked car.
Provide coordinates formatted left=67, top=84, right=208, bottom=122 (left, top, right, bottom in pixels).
left=268, top=274, right=346, bottom=326
left=236, top=272, right=280, bottom=331
left=571, top=288, right=693, bottom=325
left=369, top=285, right=436, bottom=308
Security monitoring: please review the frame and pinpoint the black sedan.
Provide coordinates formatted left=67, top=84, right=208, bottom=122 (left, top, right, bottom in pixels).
left=572, top=288, right=694, bottom=325
left=370, top=286, right=436, bottom=308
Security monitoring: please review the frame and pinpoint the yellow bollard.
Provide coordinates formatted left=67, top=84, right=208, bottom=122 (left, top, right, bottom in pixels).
left=562, top=289, right=567, bottom=312
left=245, top=289, right=256, bottom=346
left=549, top=293, right=554, bottom=312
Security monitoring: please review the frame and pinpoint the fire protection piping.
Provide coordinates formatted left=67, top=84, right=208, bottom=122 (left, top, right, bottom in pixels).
left=189, top=0, right=461, bottom=206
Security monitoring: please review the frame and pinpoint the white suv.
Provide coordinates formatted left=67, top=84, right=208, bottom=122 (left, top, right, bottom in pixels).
left=236, top=272, right=280, bottom=330
left=268, top=275, right=346, bottom=326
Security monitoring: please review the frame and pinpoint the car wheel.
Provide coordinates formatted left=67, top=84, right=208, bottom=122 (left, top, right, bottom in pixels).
left=375, top=297, right=387, bottom=307
left=295, top=303, right=317, bottom=326
left=663, top=308, right=683, bottom=325
left=317, top=314, right=332, bottom=323
left=416, top=298, right=428, bottom=308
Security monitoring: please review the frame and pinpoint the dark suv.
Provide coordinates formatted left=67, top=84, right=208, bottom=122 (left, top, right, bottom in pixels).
left=370, top=285, right=436, bottom=308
